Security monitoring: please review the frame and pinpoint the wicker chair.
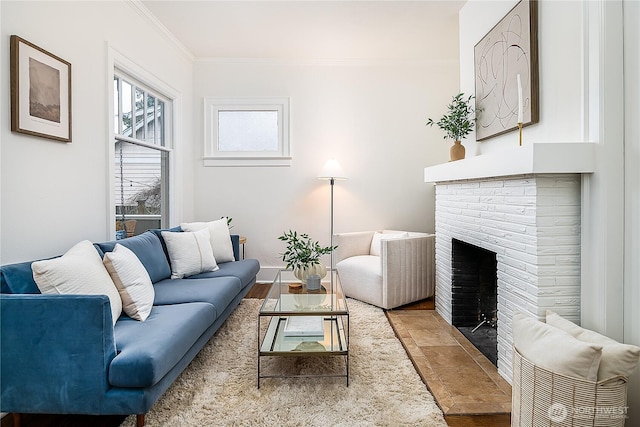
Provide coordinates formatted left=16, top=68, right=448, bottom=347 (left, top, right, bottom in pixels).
left=511, top=348, right=629, bottom=427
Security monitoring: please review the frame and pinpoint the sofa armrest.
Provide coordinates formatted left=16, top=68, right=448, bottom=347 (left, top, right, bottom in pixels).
left=381, top=234, right=436, bottom=304
left=0, top=294, right=117, bottom=414
left=334, top=231, right=376, bottom=263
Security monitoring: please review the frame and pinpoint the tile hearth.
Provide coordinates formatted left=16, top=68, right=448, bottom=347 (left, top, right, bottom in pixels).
left=386, top=308, right=511, bottom=417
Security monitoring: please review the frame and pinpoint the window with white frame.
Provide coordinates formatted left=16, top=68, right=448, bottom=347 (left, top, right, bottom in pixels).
left=204, top=97, right=290, bottom=166
left=113, top=70, right=172, bottom=238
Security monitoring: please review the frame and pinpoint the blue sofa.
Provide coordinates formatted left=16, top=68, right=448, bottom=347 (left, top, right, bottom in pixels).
left=0, top=229, right=260, bottom=427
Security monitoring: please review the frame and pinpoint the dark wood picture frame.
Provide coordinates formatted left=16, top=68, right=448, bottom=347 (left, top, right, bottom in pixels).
left=474, top=0, right=538, bottom=141
left=10, top=35, right=72, bottom=142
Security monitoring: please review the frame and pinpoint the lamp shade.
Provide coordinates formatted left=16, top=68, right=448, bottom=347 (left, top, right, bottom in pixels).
left=318, top=159, right=347, bottom=180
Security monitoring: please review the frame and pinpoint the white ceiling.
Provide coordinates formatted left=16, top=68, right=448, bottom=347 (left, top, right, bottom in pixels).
left=141, top=1, right=465, bottom=60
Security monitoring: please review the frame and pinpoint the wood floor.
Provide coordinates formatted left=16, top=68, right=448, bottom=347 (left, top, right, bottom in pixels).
left=2, top=283, right=510, bottom=427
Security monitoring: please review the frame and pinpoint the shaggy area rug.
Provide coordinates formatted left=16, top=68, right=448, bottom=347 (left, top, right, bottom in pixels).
left=121, top=299, right=446, bottom=426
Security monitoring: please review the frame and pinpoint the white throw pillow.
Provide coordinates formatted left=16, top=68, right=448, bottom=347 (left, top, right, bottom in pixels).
left=546, top=310, right=640, bottom=380
left=32, top=240, right=122, bottom=325
left=161, top=228, right=219, bottom=279
left=103, top=244, right=155, bottom=321
left=369, top=232, right=409, bottom=257
left=512, top=311, right=602, bottom=381
left=180, top=218, right=235, bottom=263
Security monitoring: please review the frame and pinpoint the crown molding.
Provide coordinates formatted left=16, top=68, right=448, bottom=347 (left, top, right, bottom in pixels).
left=194, top=56, right=456, bottom=68
left=126, top=0, right=195, bottom=63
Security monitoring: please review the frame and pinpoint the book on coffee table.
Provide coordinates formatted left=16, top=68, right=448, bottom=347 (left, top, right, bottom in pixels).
left=283, top=316, right=324, bottom=337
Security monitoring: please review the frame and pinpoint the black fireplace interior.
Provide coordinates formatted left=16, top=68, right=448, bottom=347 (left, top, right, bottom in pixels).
left=451, top=238, right=498, bottom=366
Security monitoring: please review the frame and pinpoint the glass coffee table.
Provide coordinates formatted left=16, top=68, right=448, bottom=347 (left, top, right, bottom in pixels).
left=257, top=269, right=349, bottom=387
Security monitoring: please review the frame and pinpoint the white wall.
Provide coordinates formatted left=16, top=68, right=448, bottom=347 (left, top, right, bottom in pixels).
left=0, top=1, right=194, bottom=264
left=460, top=0, right=586, bottom=152
left=460, top=0, right=639, bottom=421
left=192, top=56, right=458, bottom=281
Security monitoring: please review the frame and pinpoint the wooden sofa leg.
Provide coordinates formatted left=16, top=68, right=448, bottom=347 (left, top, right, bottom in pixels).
left=137, top=414, right=146, bottom=427
left=12, top=413, right=21, bottom=427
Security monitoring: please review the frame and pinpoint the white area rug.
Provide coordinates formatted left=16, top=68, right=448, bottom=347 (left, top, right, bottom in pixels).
left=121, top=298, right=446, bottom=426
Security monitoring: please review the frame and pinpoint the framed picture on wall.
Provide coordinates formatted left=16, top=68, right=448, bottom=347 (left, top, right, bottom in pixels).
left=474, top=0, right=538, bottom=141
left=10, top=35, right=72, bottom=142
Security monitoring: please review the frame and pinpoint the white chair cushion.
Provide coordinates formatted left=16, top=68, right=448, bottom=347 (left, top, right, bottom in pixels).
left=546, top=310, right=640, bottom=380
left=512, top=311, right=602, bottom=381
left=369, top=231, right=409, bottom=256
left=32, top=240, right=122, bottom=325
left=180, top=218, right=235, bottom=263
left=103, top=244, right=155, bottom=321
left=336, top=255, right=382, bottom=306
left=161, top=228, right=219, bottom=279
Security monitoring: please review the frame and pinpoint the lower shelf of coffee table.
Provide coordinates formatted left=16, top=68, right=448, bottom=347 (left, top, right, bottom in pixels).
left=257, top=315, right=349, bottom=387
left=259, top=316, right=348, bottom=354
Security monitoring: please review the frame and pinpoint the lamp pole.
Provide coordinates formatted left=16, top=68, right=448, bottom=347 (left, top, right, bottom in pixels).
left=330, top=176, right=335, bottom=292
left=318, top=159, right=346, bottom=294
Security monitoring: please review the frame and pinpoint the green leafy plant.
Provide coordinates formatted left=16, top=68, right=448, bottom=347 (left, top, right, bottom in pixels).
left=426, top=93, right=476, bottom=141
left=278, top=230, right=336, bottom=271
left=222, top=216, right=233, bottom=229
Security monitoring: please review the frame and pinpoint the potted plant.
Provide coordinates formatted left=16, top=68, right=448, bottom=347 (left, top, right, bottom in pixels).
left=426, top=93, right=475, bottom=161
left=278, top=230, right=336, bottom=284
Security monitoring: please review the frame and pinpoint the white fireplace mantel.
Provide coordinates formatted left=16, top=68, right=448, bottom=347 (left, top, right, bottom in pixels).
left=426, top=142, right=596, bottom=381
left=424, top=142, right=596, bottom=183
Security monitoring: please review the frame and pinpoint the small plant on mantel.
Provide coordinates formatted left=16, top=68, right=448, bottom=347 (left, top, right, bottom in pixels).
left=278, top=230, right=336, bottom=283
left=426, top=93, right=476, bottom=161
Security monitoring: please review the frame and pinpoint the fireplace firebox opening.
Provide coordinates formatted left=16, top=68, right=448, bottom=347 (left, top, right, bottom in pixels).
left=451, top=238, right=498, bottom=366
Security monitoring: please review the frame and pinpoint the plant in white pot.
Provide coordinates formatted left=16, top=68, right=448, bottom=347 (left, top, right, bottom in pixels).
left=426, top=93, right=476, bottom=161
left=278, top=230, right=336, bottom=285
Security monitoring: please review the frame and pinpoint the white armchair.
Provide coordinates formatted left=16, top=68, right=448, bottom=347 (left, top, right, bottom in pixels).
left=334, top=230, right=435, bottom=309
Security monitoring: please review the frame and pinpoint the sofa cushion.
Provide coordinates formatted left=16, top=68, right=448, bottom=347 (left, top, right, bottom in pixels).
left=103, top=244, right=155, bottom=321
left=180, top=218, right=235, bottom=263
left=161, top=229, right=219, bottom=279
left=97, top=231, right=171, bottom=284
left=153, top=277, right=242, bottom=318
left=152, top=228, right=241, bottom=262
left=32, top=240, right=122, bottom=325
left=546, top=310, right=640, bottom=380
left=148, top=226, right=182, bottom=261
left=512, top=311, right=603, bottom=381
left=1, top=260, right=41, bottom=294
left=1, top=245, right=105, bottom=295
left=110, top=302, right=216, bottom=388
left=188, top=259, right=260, bottom=289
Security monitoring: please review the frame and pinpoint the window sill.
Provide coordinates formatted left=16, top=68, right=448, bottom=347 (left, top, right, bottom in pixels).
left=203, top=156, right=292, bottom=167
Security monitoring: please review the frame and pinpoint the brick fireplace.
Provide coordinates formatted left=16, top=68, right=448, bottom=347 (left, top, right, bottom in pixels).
left=425, top=143, right=595, bottom=382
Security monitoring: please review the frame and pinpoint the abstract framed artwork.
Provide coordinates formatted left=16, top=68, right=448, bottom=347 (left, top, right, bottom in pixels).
left=474, top=0, right=538, bottom=141
left=10, top=35, right=72, bottom=142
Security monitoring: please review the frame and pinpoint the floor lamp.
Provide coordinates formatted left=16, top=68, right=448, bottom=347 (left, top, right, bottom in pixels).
left=318, top=159, right=347, bottom=292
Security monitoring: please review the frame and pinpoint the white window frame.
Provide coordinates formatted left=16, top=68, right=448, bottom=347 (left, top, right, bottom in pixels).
left=204, top=97, right=291, bottom=167
left=107, top=45, right=181, bottom=238
left=113, top=71, right=172, bottom=230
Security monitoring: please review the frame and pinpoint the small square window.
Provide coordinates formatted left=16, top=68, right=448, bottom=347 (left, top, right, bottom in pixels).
left=204, top=97, right=290, bottom=166
left=218, top=110, right=278, bottom=152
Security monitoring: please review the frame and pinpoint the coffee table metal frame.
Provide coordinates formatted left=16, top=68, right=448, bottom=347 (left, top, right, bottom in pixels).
left=257, top=269, right=349, bottom=388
